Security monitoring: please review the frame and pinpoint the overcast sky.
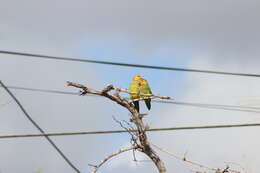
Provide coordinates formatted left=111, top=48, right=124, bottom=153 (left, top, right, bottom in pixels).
left=1, top=0, right=260, bottom=173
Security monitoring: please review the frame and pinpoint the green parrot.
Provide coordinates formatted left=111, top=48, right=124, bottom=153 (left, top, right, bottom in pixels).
left=129, top=74, right=142, bottom=112
left=140, top=78, right=152, bottom=110
left=129, top=74, right=152, bottom=112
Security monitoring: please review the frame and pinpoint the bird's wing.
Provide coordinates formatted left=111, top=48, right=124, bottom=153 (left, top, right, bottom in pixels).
left=129, top=81, right=140, bottom=99
left=140, top=79, right=152, bottom=110
left=146, top=81, right=152, bottom=94
left=141, top=79, right=152, bottom=94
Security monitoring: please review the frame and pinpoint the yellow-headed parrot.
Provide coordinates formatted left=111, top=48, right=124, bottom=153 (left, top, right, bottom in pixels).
left=129, top=74, right=142, bottom=112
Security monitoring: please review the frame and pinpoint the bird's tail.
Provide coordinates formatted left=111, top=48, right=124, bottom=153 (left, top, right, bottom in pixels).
left=133, top=101, right=140, bottom=113
left=145, top=99, right=151, bottom=110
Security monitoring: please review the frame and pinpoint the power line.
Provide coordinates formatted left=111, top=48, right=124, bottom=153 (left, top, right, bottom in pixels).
left=0, top=81, right=81, bottom=173
left=1, top=123, right=260, bottom=139
left=154, top=100, right=260, bottom=113
left=1, top=50, right=260, bottom=78
left=6, top=85, right=77, bottom=95
left=4, top=85, right=260, bottom=114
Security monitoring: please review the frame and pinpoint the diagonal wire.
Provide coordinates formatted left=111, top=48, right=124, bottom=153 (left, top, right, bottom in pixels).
left=4, top=85, right=260, bottom=114
left=0, top=81, right=80, bottom=173
left=1, top=50, right=260, bottom=77
left=1, top=122, right=260, bottom=139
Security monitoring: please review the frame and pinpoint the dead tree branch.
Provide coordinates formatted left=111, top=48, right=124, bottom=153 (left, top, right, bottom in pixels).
left=112, top=116, right=140, bottom=162
left=67, top=81, right=167, bottom=173
left=114, top=87, right=171, bottom=100
left=112, top=116, right=139, bottom=145
left=151, top=143, right=241, bottom=173
left=89, top=146, right=138, bottom=173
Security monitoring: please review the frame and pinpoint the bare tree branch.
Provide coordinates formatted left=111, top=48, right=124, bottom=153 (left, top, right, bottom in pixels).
left=67, top=81, right=167, bottom=173
left=114, top=87, right=171, bottom=100
left=112, top=116, right=138, bottom=141
left=224, top=162, right=247, bottom=173
left=151, top=143, right=241, bottom=173
left=68, top=82, right=170, bottom=100
left=89, top=146, right=138, bottom=173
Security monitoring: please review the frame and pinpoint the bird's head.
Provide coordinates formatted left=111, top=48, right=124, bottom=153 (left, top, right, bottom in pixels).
left=133, top=74, right=143, bottom=81
left=141, top=79, right=148, bottom=85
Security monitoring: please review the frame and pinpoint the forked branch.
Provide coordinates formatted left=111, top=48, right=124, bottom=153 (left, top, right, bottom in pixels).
left=152, top=143, right=241, bottom=173
left=88, top=146, right=138, bottom=173
left=67, top=81, right=167, bottom=173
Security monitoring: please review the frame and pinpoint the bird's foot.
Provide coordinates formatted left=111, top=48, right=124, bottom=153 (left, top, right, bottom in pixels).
left=79, top=90, right=87, bottom=95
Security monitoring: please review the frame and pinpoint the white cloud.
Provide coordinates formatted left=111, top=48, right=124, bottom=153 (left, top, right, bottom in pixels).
left=150, top=57, right=260, bottom=173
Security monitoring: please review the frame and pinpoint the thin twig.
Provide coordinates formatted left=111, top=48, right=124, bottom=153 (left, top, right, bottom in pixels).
left=151, top=143, right=240, bottom=173
left=89, top=146, right=138, bottom=173
left=112, top=116, right=137, bottom=139
left=114, top=87, right=171, bottom=100
left=132, top=148, right=137, bottom=162
left=224, top=162, right=246, bottom=173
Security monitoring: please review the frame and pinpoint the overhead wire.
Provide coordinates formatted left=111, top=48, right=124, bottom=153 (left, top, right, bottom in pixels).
left=154, top=100, right=260, bottom=113
left=0, top=81, right=81, bottom=173
left=3, top=85, right=260, bottom=114
left=1, top=122, right=260, bottom=139
left=1, top=50, right=260, bottom=77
